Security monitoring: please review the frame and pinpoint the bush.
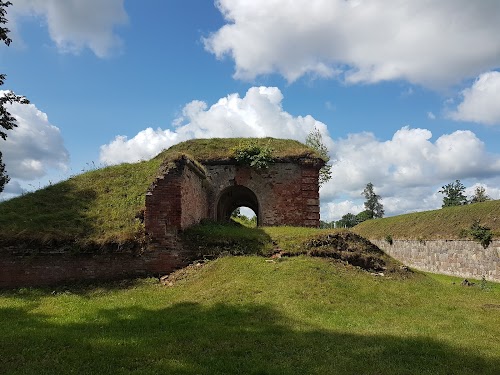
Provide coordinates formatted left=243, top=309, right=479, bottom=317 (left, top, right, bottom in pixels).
left=468, top=220, right=493, bottom=248
left=233, top=142, right=273, bottom=169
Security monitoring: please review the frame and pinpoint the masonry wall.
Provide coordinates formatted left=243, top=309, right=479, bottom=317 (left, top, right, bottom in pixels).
left=145, top=157, right=209, bottom=251
left=372, top=239, right=500, bottom=282
left=0, top=250, right=185, bottom=288
left=205, top=162, right=321, bottom=227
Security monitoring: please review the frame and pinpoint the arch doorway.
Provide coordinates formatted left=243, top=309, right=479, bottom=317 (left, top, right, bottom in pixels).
left=216, top=185, right=260, bottom=225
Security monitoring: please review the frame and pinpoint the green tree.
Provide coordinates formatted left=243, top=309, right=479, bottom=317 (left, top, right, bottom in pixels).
left=0, top=1, right=29, bottom=193
left=336, top=213, right=358, bottom=228
left=439, top=180, right=468, bottom=207
left=305, top=128, right=332, bottom=187
left=470, top=185, right=490, bottom=204
left=355, top=210, right=372, bottom=224
left=362, top=182, right=384, bottom=219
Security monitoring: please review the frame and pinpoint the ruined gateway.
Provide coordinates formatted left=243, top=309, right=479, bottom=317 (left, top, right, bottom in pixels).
left=144, top=139, right=325, bottom=251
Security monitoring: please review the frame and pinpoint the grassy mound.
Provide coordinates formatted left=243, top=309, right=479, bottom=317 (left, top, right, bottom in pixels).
left=0, top=138, right=318, bottom=250
left=354, top=200, right=500, bottom=240
left=182, top=222, right=406, bottom=275
left=1, top=256, right=499, bottom=374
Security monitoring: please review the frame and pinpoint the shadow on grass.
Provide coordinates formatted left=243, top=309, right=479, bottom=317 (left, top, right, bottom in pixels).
left=182, top=220, right=274, bottom=257
left=0, top=302, right=497, bottom=375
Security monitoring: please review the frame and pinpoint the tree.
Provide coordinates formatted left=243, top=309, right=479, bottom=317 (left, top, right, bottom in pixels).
left=355, top=210, right=372, bottom=224
left=306, top=128, right=332, bottom=187
left=336, top=213, right=358, bottom=228
left=362, top=182, right=384, bottom=219
left=0, top=1, right=29, bottom=193
left=470, top=185, right=490, bottom=204
left=439, top=180, right=468, bottom=207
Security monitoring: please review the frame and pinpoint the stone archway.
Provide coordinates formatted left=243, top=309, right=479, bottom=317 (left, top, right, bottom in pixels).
left=216, top=185, right=260, bottom=225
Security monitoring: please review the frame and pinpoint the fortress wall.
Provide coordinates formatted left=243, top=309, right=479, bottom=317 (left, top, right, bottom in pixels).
left=205, top=162, right=321, bottom=227
left=371, top=239, right=500, bottom=282
left=0, top=250, right=184, bottom=288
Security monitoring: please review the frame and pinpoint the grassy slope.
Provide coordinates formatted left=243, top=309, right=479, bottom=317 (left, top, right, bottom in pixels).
left=1, top=256, right=499, bottom=374
left=354, top=200, right=500, bottom=240
left=0, top=138, right=317, bottom=246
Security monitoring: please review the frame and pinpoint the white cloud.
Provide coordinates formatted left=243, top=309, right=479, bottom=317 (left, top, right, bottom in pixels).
left=99, top=86, right=332, bottom=164
left=1, top=94, right=69, bottom=182
left=320, top=126, right=500, bottom=220
left=447, top=71, right=500, bottom=125
left=205, top=0, right=500, bottom=87
left=427, top=112, right=436, bottom=120
left=101, top=87, right=500, bottom=222
left=11, top=0, right=128, bottom=57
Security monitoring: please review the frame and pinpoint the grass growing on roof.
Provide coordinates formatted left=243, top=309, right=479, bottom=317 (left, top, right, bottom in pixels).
left=1, top=256, right=499, bottom=374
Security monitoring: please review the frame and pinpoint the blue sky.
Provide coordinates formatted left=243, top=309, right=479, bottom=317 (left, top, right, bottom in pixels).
left=1, top=0, right=500, bottom=221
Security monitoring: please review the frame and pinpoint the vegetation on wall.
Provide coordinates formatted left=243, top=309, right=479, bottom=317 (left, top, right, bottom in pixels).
left=464, top=220, right=493, bottom=248
left=232, top=141, right=274, bottom=169
left=305, top=128, right=332, bottom=186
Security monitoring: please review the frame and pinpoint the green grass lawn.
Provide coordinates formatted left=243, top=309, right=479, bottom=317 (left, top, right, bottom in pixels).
left=1, top=256, right=499, bottom=374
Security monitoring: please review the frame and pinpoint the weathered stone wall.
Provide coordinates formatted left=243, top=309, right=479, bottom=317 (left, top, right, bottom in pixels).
left=372, top=239, right=500, bottom=282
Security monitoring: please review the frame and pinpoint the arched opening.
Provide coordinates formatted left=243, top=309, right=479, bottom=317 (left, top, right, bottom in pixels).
left=230, top=206, right=257, bottom=227
left=217, top=185, right=260, bottom=226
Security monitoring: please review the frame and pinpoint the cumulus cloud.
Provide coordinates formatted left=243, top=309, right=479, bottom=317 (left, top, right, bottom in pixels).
left=99, top=86, right=332, bottom=164
left=447, top=71, right=500, bottom=126
left=205, top=0, right=500, bottom=87
left=100, top=87, right=500, bottom=222
left=11, top=0, right=128, bottom=57
left=1, top=94, right=69, bottom=181
left=319, top=126, right=500, bottom=221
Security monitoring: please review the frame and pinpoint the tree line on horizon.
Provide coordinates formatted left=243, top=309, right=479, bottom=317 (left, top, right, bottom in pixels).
left=323, top=180, right=492, bottom=229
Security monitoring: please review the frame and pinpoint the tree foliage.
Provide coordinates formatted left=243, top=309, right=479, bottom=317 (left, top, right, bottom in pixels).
left=0, top=1, right=29, bottom=193
left=305, top=128, right=332, bottom=187
left=336, top=213, right=358, bottom=228
left=439, top=180, right=468, bottom=207
left=362, top=182, right=384, bottom=219
left=470, top=185, right=490, bottom=204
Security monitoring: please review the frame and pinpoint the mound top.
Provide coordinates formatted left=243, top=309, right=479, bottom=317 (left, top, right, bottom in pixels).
left=154, top=137, right=324, bottom=164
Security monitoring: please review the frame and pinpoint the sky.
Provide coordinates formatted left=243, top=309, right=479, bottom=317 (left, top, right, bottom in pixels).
left=1, top=0, right=500, bottom=222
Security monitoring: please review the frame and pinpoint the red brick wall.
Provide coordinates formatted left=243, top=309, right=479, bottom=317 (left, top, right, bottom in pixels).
left=205, top=162, right=321, bottom=227
left=145, top=157, right=209, bottom=250
left=0, top=250, right=185, bottom=288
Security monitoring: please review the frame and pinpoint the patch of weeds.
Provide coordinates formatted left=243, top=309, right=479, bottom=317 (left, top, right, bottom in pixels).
left=417, top=237, right=426, bottom=245
left=480, top=276, right=491, bottom=291
left=467, top=220, right=493, bottom=248
left=385, top=234, right=393, bottom=245
left=233, top=141, right=274, bottom=169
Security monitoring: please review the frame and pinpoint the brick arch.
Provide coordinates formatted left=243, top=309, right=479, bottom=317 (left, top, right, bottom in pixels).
left=216, top=185, right=260, bottom=225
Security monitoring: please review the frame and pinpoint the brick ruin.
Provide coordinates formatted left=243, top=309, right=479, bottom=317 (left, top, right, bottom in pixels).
left=0, top=153, right=324, bottom=287
left=144, top=155, right=324, bottom=250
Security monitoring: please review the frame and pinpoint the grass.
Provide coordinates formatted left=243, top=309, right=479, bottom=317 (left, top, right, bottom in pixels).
left=0, top=137, right=319, bottom=250
left=162, top=137, right=322, bottom=163
left=1, top=256, right=499, bottom=374
left=354, top=200, right=500, bottom=240
left=0, top=159, right=163, bottom=248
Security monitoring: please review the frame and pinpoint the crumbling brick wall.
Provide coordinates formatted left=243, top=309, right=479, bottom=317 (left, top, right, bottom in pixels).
left=145, top=156, right=323, bottom=249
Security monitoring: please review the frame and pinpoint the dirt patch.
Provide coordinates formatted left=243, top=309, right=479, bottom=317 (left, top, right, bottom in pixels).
left=277, top=232, right=411, bottom=276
